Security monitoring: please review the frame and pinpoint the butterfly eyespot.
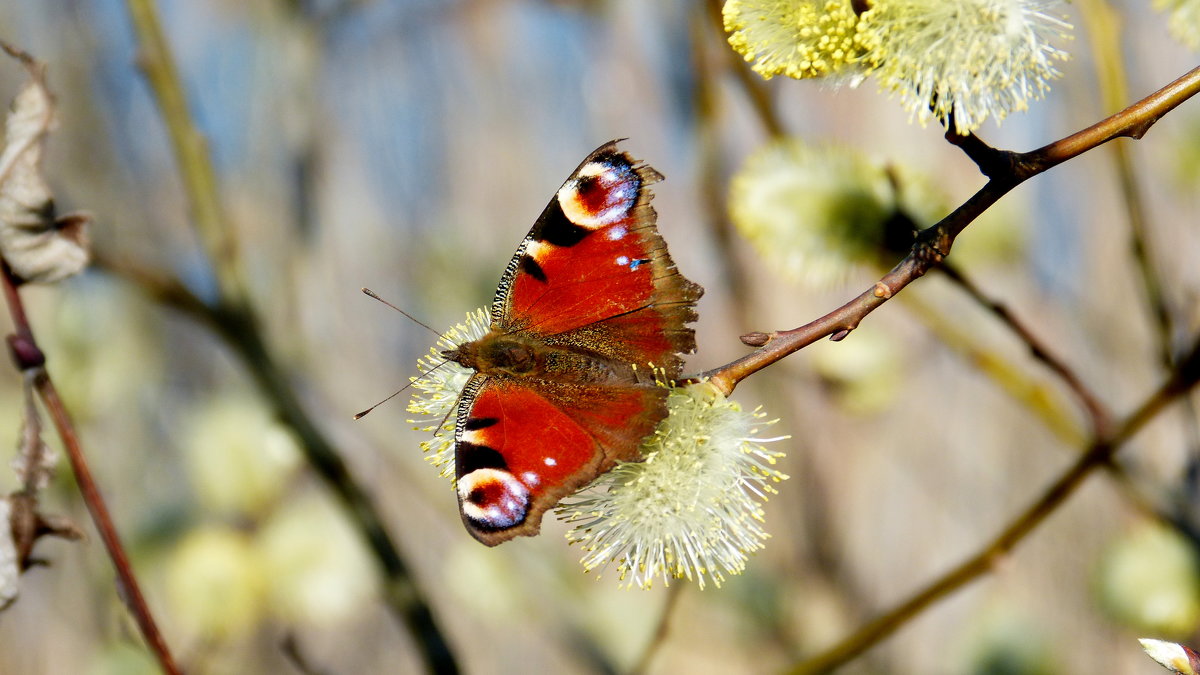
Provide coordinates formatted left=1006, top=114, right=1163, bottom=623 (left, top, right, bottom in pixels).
left=556, top=161, right=639, bottom=229
left=458, top=468, right=530, bottom=530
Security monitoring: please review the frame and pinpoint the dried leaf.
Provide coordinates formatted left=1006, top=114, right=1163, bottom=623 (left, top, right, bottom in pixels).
left=0, top=498, right=17, bottom=610
left=0, top=45, right=90, bottom=284
left=11, top=376, right=55, bottom=492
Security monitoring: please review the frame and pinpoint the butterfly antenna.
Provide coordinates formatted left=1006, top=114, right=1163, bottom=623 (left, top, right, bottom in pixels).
left=361, top=287, right=442, bottom=338
left=353, top=386, right=410, bottom=420
left=353, top=358, right=453, bottom=419
left=434, top=400, right=458, bottom=435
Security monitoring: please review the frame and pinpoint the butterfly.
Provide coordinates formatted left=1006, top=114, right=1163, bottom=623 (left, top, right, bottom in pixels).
left=440, top=141, right=703, bottom=546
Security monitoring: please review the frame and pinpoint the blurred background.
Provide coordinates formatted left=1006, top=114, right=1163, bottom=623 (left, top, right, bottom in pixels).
left=0, top=0, right=1198, bottom=673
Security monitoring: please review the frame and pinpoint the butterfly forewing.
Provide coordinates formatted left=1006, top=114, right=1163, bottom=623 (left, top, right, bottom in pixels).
left=496, top=142, right=701, bottom=364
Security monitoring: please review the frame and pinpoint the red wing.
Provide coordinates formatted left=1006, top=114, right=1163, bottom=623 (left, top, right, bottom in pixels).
left=453, top=374, right=666, bottom=546
left=490, top=141, right=702, bottom=377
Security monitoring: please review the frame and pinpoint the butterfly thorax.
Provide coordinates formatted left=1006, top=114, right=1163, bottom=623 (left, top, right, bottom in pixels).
left=445, top=330, right=643, bottom=385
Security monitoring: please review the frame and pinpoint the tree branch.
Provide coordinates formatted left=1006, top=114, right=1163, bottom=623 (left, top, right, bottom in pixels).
left=936, top=262, right=1111, bottom=435
left=119, top=1, right=459, bottom=671
left=702, top=64, right=1200, bottom=395
left=788, top=333, right=1200, bottom=675
left=1, top=262, right=180, bottom=674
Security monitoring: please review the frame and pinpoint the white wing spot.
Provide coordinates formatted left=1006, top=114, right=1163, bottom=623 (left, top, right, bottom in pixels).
left=607, top=225, right=627, bottom=241
left=544, top=457, right=557, bottom=467
left=525, top=240, right=552, bottom=262
left=577, top=162, right=609, bottom=178
left=522, top=471, right=540, bottom=486
left=616, top=255, right=629, bottom=266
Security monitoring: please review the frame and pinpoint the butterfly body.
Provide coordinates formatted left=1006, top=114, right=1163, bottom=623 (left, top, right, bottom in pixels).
left=446, top=141, right=702, bottom=546
left=446, top=330, right=649, bottom=383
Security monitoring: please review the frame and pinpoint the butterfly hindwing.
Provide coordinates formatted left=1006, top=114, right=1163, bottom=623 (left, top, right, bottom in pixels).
left=454, top=375, right=665, bottom=545
left=448, top=141, right=701, bottom=546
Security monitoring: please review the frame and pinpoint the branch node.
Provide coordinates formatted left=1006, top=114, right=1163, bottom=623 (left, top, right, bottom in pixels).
left=830, top=329, right=852, bottom=342
left=6, top=334, right=44, bottom=370
left=913, top=232, right=948, bottom=266
left=944, top=128, right=1022, bottom=178
left=872, top=282, right=893, bottom=299
left=740, top=331, right=772, bottom=347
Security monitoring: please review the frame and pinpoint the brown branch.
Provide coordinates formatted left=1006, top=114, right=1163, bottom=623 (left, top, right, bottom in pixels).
left=697, top=0, right=759, bottom=328
left=1023, top=66, right=1200, bottom=171
left=788, top=333, right=1200, bottom=675
left=629, top=584, right=684, bottom=675
left=1077, top=0, right=1200, bottom=458
left=118, top=1, right=460, bottom=670
left=91, top=251, right=460, bottom=674
left=124, top=0, right=245, bottom=303
left=1, top=263, right=181, bottom=674
left=705, top=0, right=897, bottom=645
left=930, top=264, right=1179, bottom=520
left=701, top=64, right=1200, bottom=395
left=935, top=262, right=1112, bottom=435
left=708, top=0, right=785, bottom=140
left=753, top=62, right=1200, bottom=674
left=942, top=126, right=1016, bottom=178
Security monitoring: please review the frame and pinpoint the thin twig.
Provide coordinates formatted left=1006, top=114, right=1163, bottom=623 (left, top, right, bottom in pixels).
left=941, top=126, right=1016, bottom=178
left=1077, top=0, right=1200, bottom=467
left=281, top=633, right=331, bottom=675
left=905, top=278, right=1171, bottom=520
left=697, top=0, right=756, bottom=321
left=7, top=372, right=85, bottom=569
left=629, top=584, right=684, bottom=675
left=1079, top=0, right=1177, bottom=368
left=124, top=0, right=245, bottom=303
left=936, top=262, right=1111, bottom=434
left=702, top=62, right=1200, bottom=673
left=1, top=263, right=181, bottom=674
left=212, top=301, right=459, bottom=673
left=119, top=1, right=459, bottom=671
left=702, top=64, right=1200, bottom=394
left=710, top=0, right=786, bottom=140
left=788, top=334, right=1200, bottom=675
left=904, top=292, right=1091, bottom=447
left=94, top=252, right=461, bottom=675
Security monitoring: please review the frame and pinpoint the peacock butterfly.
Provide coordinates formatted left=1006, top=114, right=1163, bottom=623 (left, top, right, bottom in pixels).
left=442, top=140, right=703, bottom=546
